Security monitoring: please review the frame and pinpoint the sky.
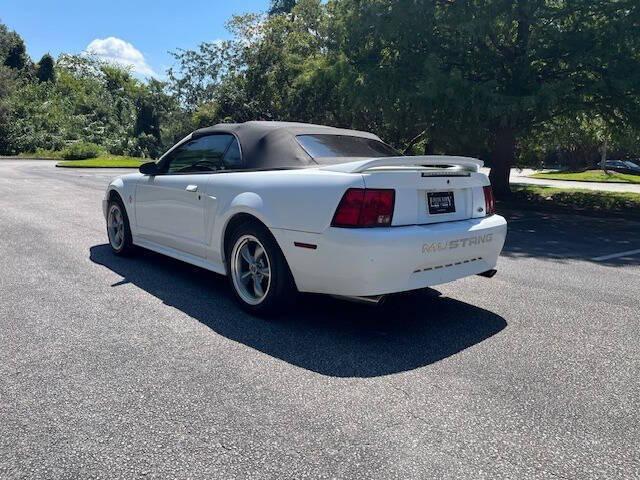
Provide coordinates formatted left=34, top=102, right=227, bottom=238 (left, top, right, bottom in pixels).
left=1, top=0, right=270, bottom=78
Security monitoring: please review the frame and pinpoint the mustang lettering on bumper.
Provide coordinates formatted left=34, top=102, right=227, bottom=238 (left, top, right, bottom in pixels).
left=422, top=233, right=494, bottom=254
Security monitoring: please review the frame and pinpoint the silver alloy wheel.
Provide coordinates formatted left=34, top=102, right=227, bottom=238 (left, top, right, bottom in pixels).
left=231, top=234, right=272, bottom=305
left=107, top=204, right=125, bottom=250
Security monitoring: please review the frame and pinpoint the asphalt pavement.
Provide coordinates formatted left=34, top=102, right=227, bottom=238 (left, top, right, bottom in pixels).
left=1, top=160, right=639, bottom=479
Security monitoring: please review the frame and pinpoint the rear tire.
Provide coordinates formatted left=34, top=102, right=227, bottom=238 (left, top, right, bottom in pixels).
left=106, top=196, right=135, bottom=256
left=226, top=220, right=296, bottom=316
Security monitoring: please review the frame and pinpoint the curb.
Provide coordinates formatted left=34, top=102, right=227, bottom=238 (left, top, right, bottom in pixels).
left=55, top=164, right=140, bottom=169
left=526, top=175, right=640, bottom=187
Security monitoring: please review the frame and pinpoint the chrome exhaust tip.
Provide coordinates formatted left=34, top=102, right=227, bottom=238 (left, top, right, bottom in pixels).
left=477, top=269, right=498, bottom=278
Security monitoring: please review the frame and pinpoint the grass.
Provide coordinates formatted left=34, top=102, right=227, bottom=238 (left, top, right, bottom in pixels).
left=56, top=155, right=146, bottom=168
left=530, top=169, right=640, bottom=184
left=509, top=185, right=640, bottom=217
left=12, top=149, right=145, bottom=168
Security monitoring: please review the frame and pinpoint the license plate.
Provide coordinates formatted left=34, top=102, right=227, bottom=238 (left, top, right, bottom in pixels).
left=427, top=191, right=456, bottom=214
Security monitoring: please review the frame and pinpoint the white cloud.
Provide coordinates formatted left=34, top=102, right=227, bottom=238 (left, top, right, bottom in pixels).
left=85, top=37, right=157, bottom=78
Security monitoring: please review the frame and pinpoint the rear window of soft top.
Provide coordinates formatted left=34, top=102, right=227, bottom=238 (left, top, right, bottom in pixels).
left=296, top=134, right=399, bottom=161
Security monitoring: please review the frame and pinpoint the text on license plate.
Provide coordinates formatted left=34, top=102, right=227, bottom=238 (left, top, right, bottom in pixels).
left=427, top=191, right=456, bottom=214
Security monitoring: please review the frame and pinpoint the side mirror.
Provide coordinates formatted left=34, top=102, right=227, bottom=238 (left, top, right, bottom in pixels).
left=139, top=162, right=158, bottom=175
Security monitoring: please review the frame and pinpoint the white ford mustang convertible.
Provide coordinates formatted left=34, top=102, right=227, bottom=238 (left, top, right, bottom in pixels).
left=103, top=121, right=507, bottom=314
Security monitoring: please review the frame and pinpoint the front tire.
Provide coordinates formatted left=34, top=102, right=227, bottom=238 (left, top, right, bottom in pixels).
left=106, top=197, right=134, bottom=255
left=226, top=221, right=296, bottom=315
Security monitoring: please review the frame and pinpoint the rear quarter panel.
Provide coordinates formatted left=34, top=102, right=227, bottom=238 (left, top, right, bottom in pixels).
left=207, top=169, right=364, bottom=263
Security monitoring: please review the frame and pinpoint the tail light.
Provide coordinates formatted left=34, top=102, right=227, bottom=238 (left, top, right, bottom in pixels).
left=332, top=188, right=395, bottom=227
left=483, top=185, right=496, bottom=215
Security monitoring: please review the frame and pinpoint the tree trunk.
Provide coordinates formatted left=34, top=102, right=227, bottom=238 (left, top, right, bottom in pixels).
left=600, top=139, right=608, bottom=173
left=424, top=140, right=435, bottom=155
left=489, top=128, right=516, bottom=199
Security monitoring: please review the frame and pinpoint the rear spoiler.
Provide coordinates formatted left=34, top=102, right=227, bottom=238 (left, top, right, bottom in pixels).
left=321, top=155, right=483, bottom=173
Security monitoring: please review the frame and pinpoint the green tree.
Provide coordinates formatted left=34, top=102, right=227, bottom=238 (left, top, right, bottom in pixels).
left=168, top=1, right=329, bottom=124
left=327, top=0, right=640, bottom=196
left=36, top=53, right=55, bottom=82
left=9, top=55, right=136, bottom=154
left=269, top=0, right=297, bottom=15
left=522, top=114, right=640, bottom=170
left=433, top=0, right=640, bottom=195
left=0, top=65, right=17, bottom=153
left=134, top=78, right=178, bottom=157
left=0, top=23, right=29, bottom=72
left=4, top=35, right=27, bottom=70
left=6, top=3, right=637, bottom=177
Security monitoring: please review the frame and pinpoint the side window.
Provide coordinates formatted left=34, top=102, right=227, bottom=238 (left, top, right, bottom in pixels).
left=222, top=138, right=242, bottom=169
left=164, top=134, right=234, bottom=174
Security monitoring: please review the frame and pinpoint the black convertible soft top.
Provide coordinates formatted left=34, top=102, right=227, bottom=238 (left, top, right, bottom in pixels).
left=190, top=121, right=383, bottom=170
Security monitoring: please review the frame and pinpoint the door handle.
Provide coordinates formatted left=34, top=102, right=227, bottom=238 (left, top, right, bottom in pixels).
left=185, top=185, right=198, bottom=192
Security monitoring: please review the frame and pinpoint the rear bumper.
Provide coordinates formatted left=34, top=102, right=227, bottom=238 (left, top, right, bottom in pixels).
left=271, top=215, right=507, bottom=297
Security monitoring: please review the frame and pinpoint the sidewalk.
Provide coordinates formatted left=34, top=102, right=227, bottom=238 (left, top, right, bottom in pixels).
left=480, top=168, right=640, bottom=194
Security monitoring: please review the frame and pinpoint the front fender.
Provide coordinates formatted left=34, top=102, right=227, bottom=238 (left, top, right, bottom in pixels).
left=104, top=177, right=136, bottom=225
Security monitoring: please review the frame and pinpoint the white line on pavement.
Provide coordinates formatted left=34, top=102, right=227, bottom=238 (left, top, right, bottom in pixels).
left=592, top=249, right=640, bottom=261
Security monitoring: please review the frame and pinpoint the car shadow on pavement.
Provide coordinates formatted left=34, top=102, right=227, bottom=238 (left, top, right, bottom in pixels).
left=90, top=244, right=507, bottom=378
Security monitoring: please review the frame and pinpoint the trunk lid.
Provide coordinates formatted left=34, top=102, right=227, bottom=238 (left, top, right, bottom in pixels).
left=322, top=156, right=490, bottom=226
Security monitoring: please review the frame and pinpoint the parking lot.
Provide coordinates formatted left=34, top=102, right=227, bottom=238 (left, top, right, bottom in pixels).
left=1, top=160, right=639, bottom=479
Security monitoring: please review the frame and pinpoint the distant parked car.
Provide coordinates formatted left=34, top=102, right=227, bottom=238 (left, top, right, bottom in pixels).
left=604, top=160, right=640, bottom=175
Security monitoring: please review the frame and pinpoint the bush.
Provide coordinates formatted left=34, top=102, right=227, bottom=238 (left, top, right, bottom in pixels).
left=510, top=185, right=640, bottom=218
left=21, top=148, right=63, bottom=159
left=61, top=142, right=104, bottom=160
